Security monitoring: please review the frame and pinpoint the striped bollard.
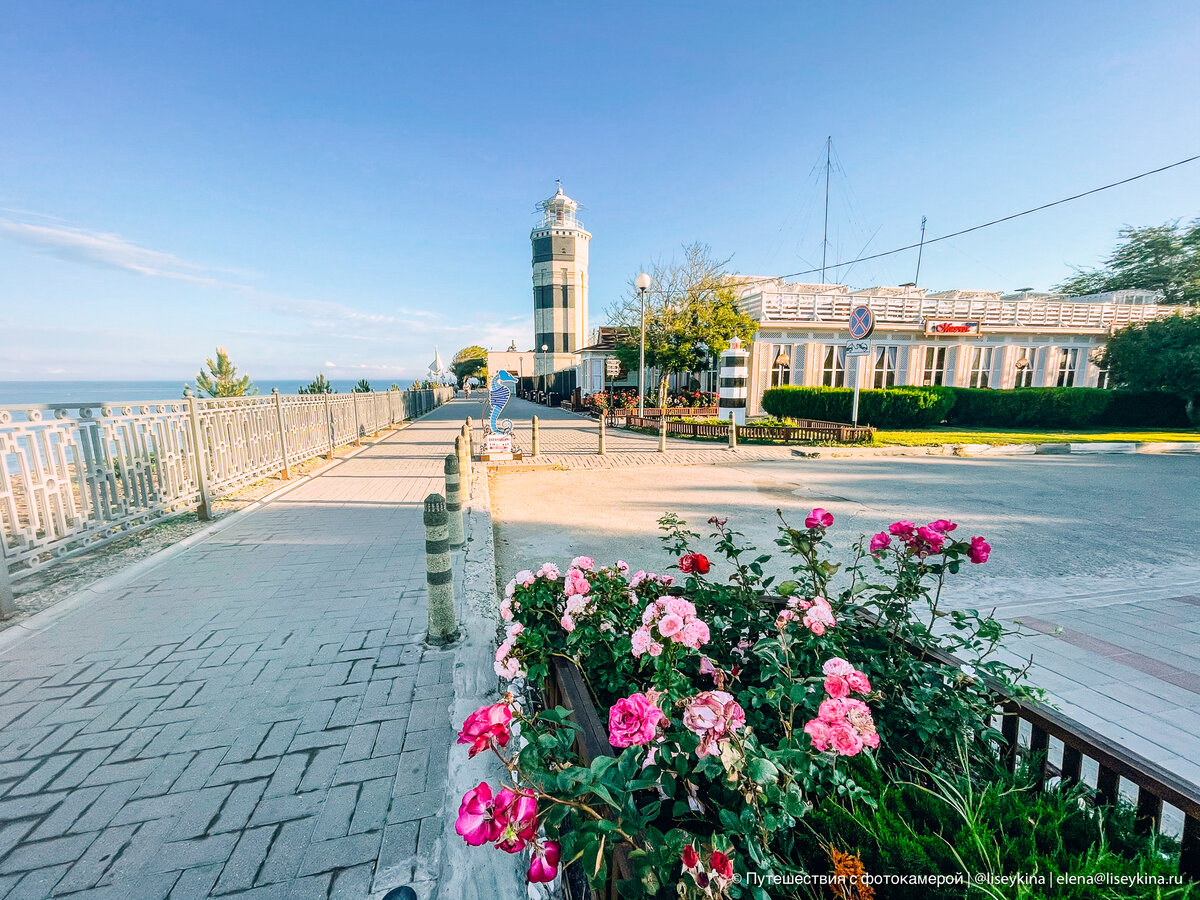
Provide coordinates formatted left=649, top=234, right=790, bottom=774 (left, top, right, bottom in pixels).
left=531, top=416, right=540, bottom=457
left=424, top=493, right=459, bottom=645
left=598, top=414, right=607, bottom=455
left=719, top=337, right=749, bottom=426
left=444, top=454, right=465, bottom=550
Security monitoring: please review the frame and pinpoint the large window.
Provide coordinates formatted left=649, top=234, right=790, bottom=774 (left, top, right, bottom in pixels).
left=871, top=346, right=897, bottom=388
left=821, top=345, right=845, bottom=387
left=770, top=344, right=792, bottom=387
left=921, top=347, right=946, bottom=386
left=968, top=347, right=994, bottom=388
left=1013, top=347, right=1039, bottom=387
left=1056, top=348, right=1080, bottom=387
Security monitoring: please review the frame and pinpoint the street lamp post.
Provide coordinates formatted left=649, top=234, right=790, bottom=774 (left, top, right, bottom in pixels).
left=540, top=343, right=549, bottom=403
left=635, top=272, right=651, bottom=417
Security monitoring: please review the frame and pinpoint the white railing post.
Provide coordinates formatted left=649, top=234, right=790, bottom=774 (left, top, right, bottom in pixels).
left=0, top=544, right=16, bottom=620
left=186, top=396, right=213, bottom=521
left=351, top=391, right=362, bottom=445
left=323, top=392, right=334, bottom=458
left=272, top=388, right=290, bottom=479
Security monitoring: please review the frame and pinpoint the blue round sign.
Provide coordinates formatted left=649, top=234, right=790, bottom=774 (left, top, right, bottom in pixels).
left=848, top=305, right=875, bottom=340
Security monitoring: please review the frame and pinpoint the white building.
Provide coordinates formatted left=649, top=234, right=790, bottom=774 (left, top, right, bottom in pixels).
left=736, top=280, right=1182, bottom=416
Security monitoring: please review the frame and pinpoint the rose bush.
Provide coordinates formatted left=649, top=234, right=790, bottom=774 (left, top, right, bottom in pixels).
left=454, top=508, right=1034, bottom=897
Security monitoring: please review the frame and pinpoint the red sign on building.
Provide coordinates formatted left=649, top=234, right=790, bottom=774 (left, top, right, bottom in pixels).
left=923, top=320, right=981, bottom=335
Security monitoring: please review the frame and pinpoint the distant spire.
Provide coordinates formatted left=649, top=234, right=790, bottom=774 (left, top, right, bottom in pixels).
left=555, top=178, right=563, bottom=195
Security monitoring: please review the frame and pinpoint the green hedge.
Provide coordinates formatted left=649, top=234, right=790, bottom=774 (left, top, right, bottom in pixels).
left=945, top=388, right=1190, bottom=428
left=761, top=385, right=1191, bottom=429
left=760, top=386, right=955, bottom=428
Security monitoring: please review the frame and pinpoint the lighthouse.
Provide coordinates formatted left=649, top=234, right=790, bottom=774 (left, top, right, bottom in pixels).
left=531, top=181, right=590, bottom=393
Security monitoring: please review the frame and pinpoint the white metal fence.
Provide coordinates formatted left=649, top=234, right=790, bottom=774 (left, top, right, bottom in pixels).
left=0, top=387, right=454, bottom=598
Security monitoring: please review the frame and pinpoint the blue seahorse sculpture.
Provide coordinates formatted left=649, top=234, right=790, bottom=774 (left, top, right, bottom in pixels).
left=488, top=370, right=516, bottom=434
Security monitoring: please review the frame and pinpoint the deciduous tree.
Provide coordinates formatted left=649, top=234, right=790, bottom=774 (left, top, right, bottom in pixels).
left=1100, top=314, right=1200, bottom=421
left=607, top=243, right=758, bottom=406
left=452, top=345, right=488, bottom=386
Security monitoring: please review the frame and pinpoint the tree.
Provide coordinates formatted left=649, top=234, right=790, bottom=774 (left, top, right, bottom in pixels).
left=353, top=379, right=372, bottom=393
left=452, top=345, right=488, bottom=386
left=298, top=373, right=335, bottom=394
left=1100, top=315, right=1200, bottom=421
left=191, top=347, right=255, bottom=397
left=607, top=243, right=758, bottom=406
left=1055, top=220, right=1200, bottom=305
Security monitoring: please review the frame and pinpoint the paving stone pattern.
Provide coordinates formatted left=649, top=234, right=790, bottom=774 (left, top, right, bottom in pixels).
left=0, top=402, right=475, bottom=899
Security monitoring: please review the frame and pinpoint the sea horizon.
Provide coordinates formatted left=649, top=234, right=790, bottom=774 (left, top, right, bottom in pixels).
left=0, top=379, right=421, bottom=407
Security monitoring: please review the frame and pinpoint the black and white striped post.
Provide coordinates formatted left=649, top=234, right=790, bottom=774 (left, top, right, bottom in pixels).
left=444, top=454, right=464, bottom=550
left=598, top=414, right=607, bottom=455
left=531, top=415, right=540, bottom=456
left=424, top=493, right=459, bottom=645
left=719, top=337, right=749, bottom=427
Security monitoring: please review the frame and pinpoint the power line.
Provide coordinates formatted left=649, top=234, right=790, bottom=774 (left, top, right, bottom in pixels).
left=773, top=154, right=1200, bottom=282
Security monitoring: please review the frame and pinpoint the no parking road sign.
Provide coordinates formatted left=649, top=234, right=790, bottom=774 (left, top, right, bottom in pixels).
left=848, top=305, right=876, bottom=340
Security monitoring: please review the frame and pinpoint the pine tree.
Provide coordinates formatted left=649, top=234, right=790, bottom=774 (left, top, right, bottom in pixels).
left=298, top=373, right=335, bottom=394
left=354, top=379, right=372, bottom=393
left=194, top=347, right=256, bottom=397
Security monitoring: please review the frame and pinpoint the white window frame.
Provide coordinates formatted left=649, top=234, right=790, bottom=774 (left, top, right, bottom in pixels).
left=1013, top=347, right=1038, bottom=387
left=921, top=346, right=946, bottom=386
left=871, top=346, right=897, bottom=389
left=1056, top=348, right=1080, bottom=387
left=968, top=347, right=994, bottom=389
left=770, top=344, right=792, bottom=387
left=821, top=345, right=846, bottom=387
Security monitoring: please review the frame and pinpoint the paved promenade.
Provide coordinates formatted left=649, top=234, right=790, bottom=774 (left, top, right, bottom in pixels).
left=0, top=400, right=477, bottom=900
left=471, top=397, right=796, bottom=468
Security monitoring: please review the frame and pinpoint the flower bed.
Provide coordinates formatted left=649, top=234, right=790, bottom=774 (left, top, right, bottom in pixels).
left=454, top=517, right=1195, bottom=898
left=585, top=390, right=718, bottom=415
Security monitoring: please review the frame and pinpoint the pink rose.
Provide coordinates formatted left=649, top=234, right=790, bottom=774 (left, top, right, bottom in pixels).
left=528, top=840, right=561, bottom=884
left=494, top=788, right=537, bottom=853
left=647, top=642, right=663, bottom=657
left=630, top=626, right=653, bottom=657
left=457, top=703, right=513, bottom=758
left=846, top=670, right=871, bottom=694
left=928, top=519, right=957, bottom=533
left=537, top=562, right=560, bottom=580
left=679, top=619, right=710, bottom=649
left=608, top=692, right=666, bottom=748
left=657, top=614, right=684, bottom=638
left=564, top=568, right=591, bottom=597
left=616, top=560, right=630, bottom=574
left=658, top=574, right=675, bottom=586
left=456, top=782, right=502, bottom=845
left=495, top=656, right=520, bottom=679
left=829, top=721, right=864, bottom=756
left=822, top=657, right=854, bottom=677
left=914, top=526, right=946, bottom=553
left=665, top=597, right=697, bottom=618
left=515, top=569, right=536, bottom=587
left=968, top=536, right=991, bottom=564
left=571, top=556, right=596, bottom=571
left=499, top=598, right=513, bottom=622
left=559, top=614, right=575, bottom=632
left=824, top=674, right=850, bottom=699
left=888, top=520, right=916, bottom=539
left=803, top=599, right=836, bottom=633
left=805, top=508, right=834, bottom=529
left=630, top=570, right=648, bottom=587
left=869, top=531, right=891, bottom=553
left=804, top=718, right=832, bottom=752
left=818, top=698, right=846, bottom=722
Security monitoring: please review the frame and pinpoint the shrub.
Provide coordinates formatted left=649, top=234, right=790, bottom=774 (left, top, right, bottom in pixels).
left=761, top=386, right=955, bottom=428
left=944, top=388, right=1192, bottom=429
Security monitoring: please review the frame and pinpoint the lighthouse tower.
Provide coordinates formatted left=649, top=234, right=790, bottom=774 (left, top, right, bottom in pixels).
left=531, top=181, right=590, bottom=388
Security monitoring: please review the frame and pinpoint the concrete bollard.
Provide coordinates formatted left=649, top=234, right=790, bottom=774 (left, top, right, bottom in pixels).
left=531, top=415, right=540, bottom=457
left=728, top=420, right=738, bottom=451
left=658, top=415, right=668, bottom=453
left=424, top=493, right=459, bottom=645
left=444, top=454, right=465, bottom=550
left=598, top=414, right=607, bottom=455
left=455, top=435, right=470, bottom=499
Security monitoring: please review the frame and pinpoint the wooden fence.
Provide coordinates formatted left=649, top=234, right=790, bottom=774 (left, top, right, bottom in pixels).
left=622, top=415, right=875, bottom=444
left=544, top=611, right=1200, bottom=897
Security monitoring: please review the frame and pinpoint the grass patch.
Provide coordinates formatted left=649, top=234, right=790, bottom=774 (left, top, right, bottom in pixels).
left=873, top=427, right=1200, bottom=447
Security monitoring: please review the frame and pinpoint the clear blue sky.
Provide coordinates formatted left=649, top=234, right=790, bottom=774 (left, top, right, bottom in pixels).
left=2, top=1, right=1197, bottom=381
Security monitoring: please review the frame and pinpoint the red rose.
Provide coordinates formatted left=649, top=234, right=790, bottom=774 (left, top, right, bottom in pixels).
left=682, top=845, right=699, bottom=869
left=679, top=553, right=711, bottom=575
left=710, top=851, right=733, bottom=879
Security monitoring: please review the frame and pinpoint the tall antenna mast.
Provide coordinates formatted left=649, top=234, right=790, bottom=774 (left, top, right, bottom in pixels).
left=821, top=135, right=831, bottom=283
left=914, top=215, right=927, bottom=285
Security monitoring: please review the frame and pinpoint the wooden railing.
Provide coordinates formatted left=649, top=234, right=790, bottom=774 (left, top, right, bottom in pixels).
left=622, top=416, right=875, bottom=445
left=543, top=622, right=1199, bottom=895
